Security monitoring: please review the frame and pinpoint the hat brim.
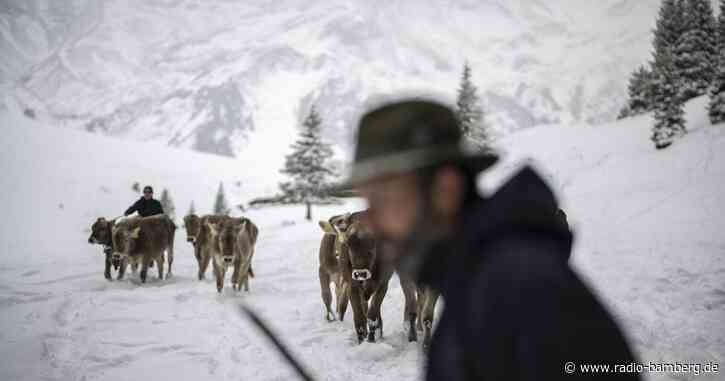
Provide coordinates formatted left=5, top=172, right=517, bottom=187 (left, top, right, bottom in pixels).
left=336, top=144, right=499, bottom=191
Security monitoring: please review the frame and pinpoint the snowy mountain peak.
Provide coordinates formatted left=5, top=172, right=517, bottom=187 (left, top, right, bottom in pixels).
left=1, top=0, right=661, bottom=157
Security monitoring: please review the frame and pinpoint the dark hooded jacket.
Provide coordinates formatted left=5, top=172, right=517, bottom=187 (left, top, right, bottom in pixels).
left=419, top=166, right=640, bottom=381
left=124, top=197, right=164, bottom=218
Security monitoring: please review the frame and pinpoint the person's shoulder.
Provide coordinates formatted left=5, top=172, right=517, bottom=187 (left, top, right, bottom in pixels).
left=477, top=234, right=570, bottom=287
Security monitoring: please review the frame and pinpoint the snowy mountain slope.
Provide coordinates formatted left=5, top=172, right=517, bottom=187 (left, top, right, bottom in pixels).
left=1, top=96, right=724, bottom=381
left=1, top=0, right=662, bottom=159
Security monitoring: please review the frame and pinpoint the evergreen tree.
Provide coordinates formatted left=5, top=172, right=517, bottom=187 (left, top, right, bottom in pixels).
left=455, top=62, right=489, bottom=150
left=187, top=201, right=196, bottom=216
left=160, top=188, right=176, bottom=221
left=213, top=182, right=230, bottom=215
left=651, top=49, right=687, bottom=149
left=279, top=106, right=335, bottom=220
left=673, top=0, right=718, bottom=100
left=618, top=66, right=655, bottom=119
left=718, top=0, right=725, bottom=56
left=707, top=0, right=725, bottom=124
left=653, top=0, right=686, bottom=58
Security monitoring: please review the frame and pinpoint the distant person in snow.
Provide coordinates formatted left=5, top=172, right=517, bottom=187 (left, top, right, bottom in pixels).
left=124, top=185, right=164, bottom=217
left=342, top=99, right=640, bottom=380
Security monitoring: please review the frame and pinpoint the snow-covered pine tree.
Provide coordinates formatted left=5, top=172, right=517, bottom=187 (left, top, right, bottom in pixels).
left=187, top=200, right=196, bottom=216
left=708, top=0, right=725, bottom=124
left=718, top=0, right=725, bottom=56
left=160, top=188, right=176, bottom=221
left=279, top=106, right=335, bottom=220
left=653, top=0, right=686, bottom=58
left=213, top=182, right=230, bottom=215
left=455, top=62, right=488, bottom=150
left=618, top=65, right=655, bottom=119
left=673, top=0, right=718, bottom=100
left=651, top=49, right=687, bottom=149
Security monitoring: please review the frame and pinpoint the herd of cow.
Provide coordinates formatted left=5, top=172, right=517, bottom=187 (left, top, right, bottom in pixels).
left=87, top=209, right=439, bottom=347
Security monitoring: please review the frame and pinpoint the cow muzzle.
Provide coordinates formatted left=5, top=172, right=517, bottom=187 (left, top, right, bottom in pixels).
left=352, top=269, right=372, bottom=281
left=222, top=256, right=234, bottom=264
left=187, top=237, right=196, bottom=243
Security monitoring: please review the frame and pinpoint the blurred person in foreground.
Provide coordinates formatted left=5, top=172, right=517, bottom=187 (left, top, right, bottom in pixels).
left=343, top=99, right=640, bottom=380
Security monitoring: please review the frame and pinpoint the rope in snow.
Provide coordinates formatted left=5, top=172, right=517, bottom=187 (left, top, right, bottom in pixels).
left=239, top=304, right=315, bottom=381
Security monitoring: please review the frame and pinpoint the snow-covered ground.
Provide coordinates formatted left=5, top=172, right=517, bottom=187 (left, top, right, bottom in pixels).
left=1, top=95, right=724, bottom=381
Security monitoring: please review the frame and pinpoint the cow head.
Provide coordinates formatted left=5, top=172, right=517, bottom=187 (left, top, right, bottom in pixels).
left=207, top=218, right=245, bottom=265
left=183, top=214, right=201, bottom=244
left=112, top=224, right=142, bottom=263
left=88, top=217, right=113, bottom=246
left=318, top=213, right=353, bottom=242
left=345, top=220, right=377, bottom=283
left=321, top=211, right=376, bottom=284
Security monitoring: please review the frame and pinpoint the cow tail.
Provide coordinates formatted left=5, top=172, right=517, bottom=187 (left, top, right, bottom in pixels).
left=248, top=263, right=255, bottom=278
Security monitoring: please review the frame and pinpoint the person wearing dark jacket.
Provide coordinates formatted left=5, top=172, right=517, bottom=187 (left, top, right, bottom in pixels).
left=124, top=185, right=164, bottom=217
left=342, top=99, right=641, bottom=380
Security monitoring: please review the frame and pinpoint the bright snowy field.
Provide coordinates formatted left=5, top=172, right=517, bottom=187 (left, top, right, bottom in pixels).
left=1, top=96, right=723, bottom=381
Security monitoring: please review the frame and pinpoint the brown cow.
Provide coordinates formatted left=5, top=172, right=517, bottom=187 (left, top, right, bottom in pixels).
left=323, top=211, right=395, bottom=343
left=205, top=216, right=258, bottom=293
left=88, top=217, right=118, bottom=280
left=325, top=213, right=433, bottom=345
left=112, top=214, right=176, bottom=283
left=317, top=214, right=352, bottom=322
left=184, top=214, right=226, bottom=280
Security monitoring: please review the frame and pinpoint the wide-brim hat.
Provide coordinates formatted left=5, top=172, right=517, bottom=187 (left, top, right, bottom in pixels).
left=340, top=99, right=498, bottom=189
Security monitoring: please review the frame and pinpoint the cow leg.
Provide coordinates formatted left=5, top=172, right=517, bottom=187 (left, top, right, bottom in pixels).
left=336, top=278, right=350, bottom=322
left=104, top=252, right=112, bottom=280
left=117, top=258, right=128, bottom=280
left=400, top=276, right=418, bottom=342
left=214, top=263, right=224, bottom=293
left=199, top=251, right=211, bottom=281
left=131, top=260, right=139, bottom=274
left=140, top=255, right=151, bottom=283
left=157, top=255, right=164, bottom=280
left=367, top=282, right=390, bottom=343
left=166, top=235, right=174, bottom=279
left=232, top=259, right=241, bottom=292
left=422, top=289, right=440, bottom=349
left=349, top=284, right=367, bottom=343
left=242, top=269, right=250, bottom=292
left=319, top=267, right=335, bottom=322
left=165, top=251, right=173, bottom=279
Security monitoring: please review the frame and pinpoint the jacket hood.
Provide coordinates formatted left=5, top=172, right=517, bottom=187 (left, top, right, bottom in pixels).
left=418, top=166, right=573, bottom=289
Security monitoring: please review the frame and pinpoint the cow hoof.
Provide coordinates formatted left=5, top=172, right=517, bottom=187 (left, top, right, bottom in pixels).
left=408, top=332, right=418, bottom=343
left=325, top=312, right=336, bottom=322
left=166, top=272, right=173, bottom=280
